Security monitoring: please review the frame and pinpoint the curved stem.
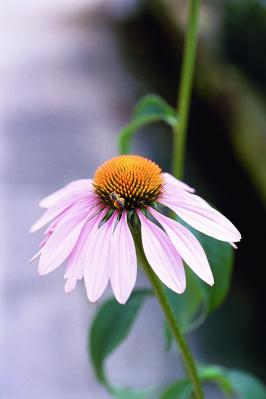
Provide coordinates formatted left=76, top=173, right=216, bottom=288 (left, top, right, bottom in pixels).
left=173, top=0, right=201, bottom=179
left=133, top=231, right=204, bottom=399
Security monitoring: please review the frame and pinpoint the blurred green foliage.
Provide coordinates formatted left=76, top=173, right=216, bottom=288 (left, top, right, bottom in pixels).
left=224, top=0, right=266, bottom=93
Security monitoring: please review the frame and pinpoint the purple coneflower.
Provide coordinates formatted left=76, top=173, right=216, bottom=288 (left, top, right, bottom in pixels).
left=30, top=155, right=241, bottom=304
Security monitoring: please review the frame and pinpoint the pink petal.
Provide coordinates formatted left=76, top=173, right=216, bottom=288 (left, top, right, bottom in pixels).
left=30, top=250, right=41, bottom=263
left=163, top=173, right=195, bottom=193
left=39, top=179, right=92, bottom=208
left=149, top=208, right=214, bottom=285
left=30, top=191, right=96, bottom=233
left=137, top=211, right=186, bottom=294
left=38, top=211, right=89, bottom=275
left=64, top=213, right=101, bottom=293
left=83, top=213, right=117, bottom=302
left=110, top=212, right=137, bottom=304
left=37, top=201, right=93, bottom=250
left=160, top=192, right=241, bottom=243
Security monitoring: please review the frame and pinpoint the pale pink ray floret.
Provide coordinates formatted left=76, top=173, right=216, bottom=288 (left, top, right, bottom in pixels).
left=30, top=155, right=241, bottom=304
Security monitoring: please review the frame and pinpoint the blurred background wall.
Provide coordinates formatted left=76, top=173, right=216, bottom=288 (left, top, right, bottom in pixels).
left=1, top=0, right=265, bottom=398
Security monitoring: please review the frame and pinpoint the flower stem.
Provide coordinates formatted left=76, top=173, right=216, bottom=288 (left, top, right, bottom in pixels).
left=173, top=0, right=201, bottom=179
left=133, top=231, right=204, bottom=399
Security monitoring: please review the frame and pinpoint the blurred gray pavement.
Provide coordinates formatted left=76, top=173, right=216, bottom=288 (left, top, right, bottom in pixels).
left=1, top=1, right=181, bottom=398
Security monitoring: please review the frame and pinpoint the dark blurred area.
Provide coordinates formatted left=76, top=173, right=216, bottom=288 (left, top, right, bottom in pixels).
left=2, top=0, right=265, bottom=397
left=224, top=0, right=266, bottom=93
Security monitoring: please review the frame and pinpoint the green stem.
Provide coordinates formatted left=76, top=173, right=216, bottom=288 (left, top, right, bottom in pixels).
left=173, top=0, right=201, bottom=179
left=133, top=231, right=204, bottom=399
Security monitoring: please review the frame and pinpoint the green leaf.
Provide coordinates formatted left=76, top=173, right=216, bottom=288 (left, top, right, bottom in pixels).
left=89, top=289, right=152, bottom=385
left=160, top=365, right=266, bottom=399
left=164, top=227, right=234, bottom=347
left=160, top=379, right=193, bottom=399
left=110, top=385, right=157, bottom=399
left=133, top=95, right=177, bottom=123
left=198, top=365, right=233, bottom=396
left=196, top=233, right=234, bottom=313
left=227, top=370, right=266, bottom=399
left=118, top=94, right=177, bottom=154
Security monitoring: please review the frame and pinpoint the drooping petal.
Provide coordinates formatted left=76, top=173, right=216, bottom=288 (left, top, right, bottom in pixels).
left=160, top=192, right=241, bottom=244
left=83, top=212, right=117, bottom=302
left=39, top=179, right=92, bottom=208
left=30, top=200, right=72, bottom=234
left=37, top=200, right=94, bottom=251
left=38, top=211, right=89, bottom=276
left=110, top=211, right=137, bottom=304
left=30, top=191, right=96, bottom=233
left=43, top=211, right=67, bottom=237
left=149, top=208, right=214, bottom=285
left=64, top=212, right=101, bottom=293
left=137, top=211, right=186, bottom=294
left=163, top=172, right=195, bottom=193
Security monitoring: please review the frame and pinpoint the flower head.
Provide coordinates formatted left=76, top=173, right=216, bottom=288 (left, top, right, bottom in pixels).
left=93, top=155, right=164, bottom=209
left=30, top=155, right=241, bottom=304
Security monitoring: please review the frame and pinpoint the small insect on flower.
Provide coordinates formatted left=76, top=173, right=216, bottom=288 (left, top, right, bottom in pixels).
left=30, top=155, right=241, bottom=304
left=109, top=192, right=125, bottom=209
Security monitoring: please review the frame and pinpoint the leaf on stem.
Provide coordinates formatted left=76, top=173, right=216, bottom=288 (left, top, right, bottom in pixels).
left=89, top=289, right=153, bottom=396
left=160, top=365, right=266, bottom=399
left=118, top=94, right=177, bottom=154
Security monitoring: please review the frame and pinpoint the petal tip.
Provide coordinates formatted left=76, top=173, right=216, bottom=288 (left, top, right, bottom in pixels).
left=30, top=252, right=40, bottom=263
left=87, top=297, right=98, bottom=303
left=38, top=263, right=49, bottom=276
left=29, top=225, right=36, bottom=234
left=86, top=290, right=101, bottom=303
left=114, top=294, right=129, bottom=305
left=116, top=298, right=126, bottom=305
left=39, top=200, right=47, bottom=208
left=64, top=279, right=77, bottom=293
left=200, top=271, right=214, bottom=286
left=208, top=276, right=215, bottom=286
left=173, top=279, right=186, bottom=294
left=179, top=286, right=186, bottom=294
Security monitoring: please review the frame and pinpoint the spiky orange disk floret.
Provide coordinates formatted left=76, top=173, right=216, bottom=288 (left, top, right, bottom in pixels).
left=93, top=155, right=164, bottom=209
